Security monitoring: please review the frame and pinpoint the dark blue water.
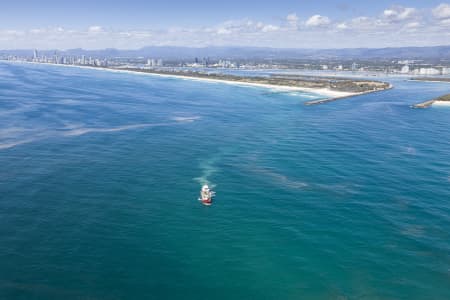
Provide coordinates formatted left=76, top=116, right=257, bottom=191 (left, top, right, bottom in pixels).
left=1, top=62, right=449, bottom=299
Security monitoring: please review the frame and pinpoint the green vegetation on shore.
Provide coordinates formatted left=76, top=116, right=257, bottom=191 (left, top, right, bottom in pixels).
left=412, top=93, right=450, bottom=108
left=435, top=94, right=450, bottom=101
left=410, top=77, right=450, bottom=108
left=121, top=67, right=391, bottom=94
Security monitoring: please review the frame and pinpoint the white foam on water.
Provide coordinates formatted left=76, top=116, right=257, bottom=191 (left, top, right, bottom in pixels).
left=0, top=126, right=45, bottom=150
left=0, top=127, right=29, bottom=138
left=401, top=146, right=417, bottom=155
left=171, top=116, right=201, bottom=123
left=194, top=156, right=220, bottom=188
left=287, top=92, right=319, bottom=99
left=58, top=99, right=85, bottom=105
left=0, top=138, right=38, bottom=150
left=62, top=122, right=173, bottom=137
left=0, top=118, right=200, bottom=150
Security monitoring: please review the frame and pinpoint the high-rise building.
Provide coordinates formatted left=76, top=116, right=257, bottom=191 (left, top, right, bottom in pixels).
left=146, top=58, right=161, bottom=67
left=400, top=65, right=410, bottom=74
left=412, top=67, right=441, bottom=75
left=33, top=49, right=38, bottom=61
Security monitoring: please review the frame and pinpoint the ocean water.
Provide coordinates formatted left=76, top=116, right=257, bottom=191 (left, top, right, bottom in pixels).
left=0, top=62, right=449, bottom=300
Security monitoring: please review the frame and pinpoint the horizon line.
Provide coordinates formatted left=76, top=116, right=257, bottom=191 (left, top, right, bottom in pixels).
left=2, top=44, right=450, bottom=52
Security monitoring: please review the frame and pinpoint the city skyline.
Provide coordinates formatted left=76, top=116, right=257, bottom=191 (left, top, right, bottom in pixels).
left=1, top=1, right=450, bottom=49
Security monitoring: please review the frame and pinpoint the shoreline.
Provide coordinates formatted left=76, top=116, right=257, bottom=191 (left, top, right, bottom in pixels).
left=411, top=100, right=450, bottom=108
left=409, top=77, right=450, bottom=84
left=409, top=78, right=450, bottom=108
left=304, top=83, right=394, bottom=105
left=113, top=68, right=354, bottom=98
left=433, top=100, right=450, bottom=106
left=411, top=94, right=450, bottom=108
left=1, top=60, right=389, bottom=102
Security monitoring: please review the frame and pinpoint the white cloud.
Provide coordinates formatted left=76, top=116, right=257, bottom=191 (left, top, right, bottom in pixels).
left=217, top=27, right=232, bottom=35
left=349, top=16, right=373, bottom=29
left=0, top=30, right=25, bottom=36
left=336, top=22, right=348, bottom=30
left=2, top=5, right=450, bottom=50
left=405, top=22, right=421, bottom=28
left=29, top=28, right=45, bottom=34
left=344, top=6, right=419, bottom=32
left=305, top=15, right=331, bottom=27
left=383, top=6, right=416, bottom=21
left=262, top=25, right=279, bottom=32
left=286, top=13, right=299, bottom=26
left=402, top=21, right=422, bottom=33
left=88, top=26, right=103, bottom=33
left=432, top=3, right=450, bottom=19
left=124, top=31, right=152, bottom=39
left=440, top=18, right=450, bottom=25
left=212, top=19, right=280, bottom=35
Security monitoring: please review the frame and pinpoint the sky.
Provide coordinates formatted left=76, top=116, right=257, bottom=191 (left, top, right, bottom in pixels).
left=1, top=0, right=450, bottom=49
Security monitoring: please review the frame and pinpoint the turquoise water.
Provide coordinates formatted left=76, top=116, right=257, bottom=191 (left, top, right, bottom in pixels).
left=1, top=62, right=449, bottom=300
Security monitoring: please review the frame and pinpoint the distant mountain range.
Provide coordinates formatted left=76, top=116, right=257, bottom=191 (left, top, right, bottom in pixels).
left=2, top=45, right=450, bottom=60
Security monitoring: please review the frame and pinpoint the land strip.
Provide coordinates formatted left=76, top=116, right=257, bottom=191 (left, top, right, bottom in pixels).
left=411, top=77, right=450, bottom=83
left=119, top=67, right=392, bottom=104
left=412, top=94, right=450, bottom=108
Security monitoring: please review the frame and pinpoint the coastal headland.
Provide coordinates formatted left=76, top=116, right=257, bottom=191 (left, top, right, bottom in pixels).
left=2, top=60, right=392, bottom=105
left=120, top=67, right=392, bottom=105
left=412, top=94, right=450, bottom=108
left=410, top=77, right=450, bottom=108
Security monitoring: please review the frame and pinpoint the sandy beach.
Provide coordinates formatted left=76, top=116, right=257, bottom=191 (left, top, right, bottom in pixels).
left=128, top=71, right=354, bottom=98
left=433, top=101, right=450, bottom=106
left=96, top=65, right=354, bottom=98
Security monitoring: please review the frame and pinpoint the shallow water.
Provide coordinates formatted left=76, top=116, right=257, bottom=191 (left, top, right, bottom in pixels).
left=1, top=62, right=449, bottom=300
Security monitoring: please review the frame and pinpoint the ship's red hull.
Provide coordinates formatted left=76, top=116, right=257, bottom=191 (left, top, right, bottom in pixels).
left=201, top=199, right=212, bottom=205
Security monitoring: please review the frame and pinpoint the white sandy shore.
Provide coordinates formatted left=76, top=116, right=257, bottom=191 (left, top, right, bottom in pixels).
left=3, top=60, right=354, bottom=99
left=433, top=101, right=450, bottom=106
left=116, top=69, right=354, bottom=98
